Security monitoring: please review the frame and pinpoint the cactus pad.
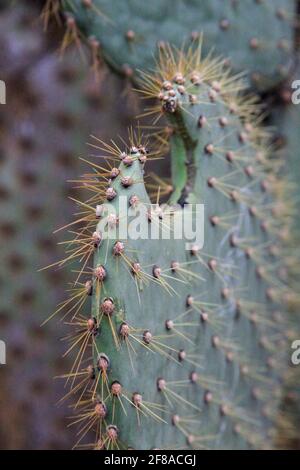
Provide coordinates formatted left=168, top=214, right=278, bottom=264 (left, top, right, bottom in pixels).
left=61, top=0, right=295, bottom=90
left=52, top=42, right=294, bottom=449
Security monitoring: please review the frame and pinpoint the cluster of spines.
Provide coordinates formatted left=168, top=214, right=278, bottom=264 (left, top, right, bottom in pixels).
left=43, top=40, right=298, bottom=450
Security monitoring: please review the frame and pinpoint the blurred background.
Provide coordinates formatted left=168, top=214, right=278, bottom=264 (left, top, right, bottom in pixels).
left=0, top=0, right=144, bottom=449
left=0, top=0, right=299, bottom=450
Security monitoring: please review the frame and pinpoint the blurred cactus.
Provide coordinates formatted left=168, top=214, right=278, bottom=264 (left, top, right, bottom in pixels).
left=59, top=0, right=296, bottom=90
left=269, top=59, right=300, bottom=449
left=271, top=62, right=300, bottom=227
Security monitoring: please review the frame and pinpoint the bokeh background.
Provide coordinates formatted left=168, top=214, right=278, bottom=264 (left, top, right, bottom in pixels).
left=0, top=0, right=299, bottom=450
left=0, top=0, right=143, bottom=449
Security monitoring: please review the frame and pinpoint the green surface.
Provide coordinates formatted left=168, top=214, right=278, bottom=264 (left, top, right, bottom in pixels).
left=69, top=48, right=292, bottom=449
left=62, top=0, right=295, bottom=90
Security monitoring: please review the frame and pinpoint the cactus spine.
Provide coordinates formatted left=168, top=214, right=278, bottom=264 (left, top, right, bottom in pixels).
left=49, top=41, right=295, bottom=450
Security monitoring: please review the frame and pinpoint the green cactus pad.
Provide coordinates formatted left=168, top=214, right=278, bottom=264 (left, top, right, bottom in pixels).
left=61, top=0, right=295, bottom=90
left=55, top=44, right=294, bottom=449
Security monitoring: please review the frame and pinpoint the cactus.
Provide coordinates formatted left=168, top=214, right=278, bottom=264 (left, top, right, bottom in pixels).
left=268, top=60, right=300, bottom=449
left=52, top=42, right=296, bottom=450
left=270, top=61, right=300, bottom=225
left=59, top=0, right=296, bottom=90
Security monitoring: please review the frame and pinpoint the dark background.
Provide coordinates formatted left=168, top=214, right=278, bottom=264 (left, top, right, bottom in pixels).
left=0, top=0, right=141, bottom=449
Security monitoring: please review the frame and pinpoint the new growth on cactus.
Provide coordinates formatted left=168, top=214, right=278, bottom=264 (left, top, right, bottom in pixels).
left=44, top=38, right=297, bottom=450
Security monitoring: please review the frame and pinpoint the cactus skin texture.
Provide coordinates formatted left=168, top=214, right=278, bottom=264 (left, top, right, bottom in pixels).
left=60, top=0, right=295, bottom=90
left=54, top=42, right=296, bottom=450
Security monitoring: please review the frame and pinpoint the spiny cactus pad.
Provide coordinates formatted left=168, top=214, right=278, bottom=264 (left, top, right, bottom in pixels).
left=60, top=0, right=295, bottom=90
left=52, top=43, right=294, bottom=449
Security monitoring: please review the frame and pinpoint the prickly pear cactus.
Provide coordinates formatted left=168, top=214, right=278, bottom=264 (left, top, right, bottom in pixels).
left=53, top=43, right=294, bottom=450
left=60, top=0, right=295, bottom=90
